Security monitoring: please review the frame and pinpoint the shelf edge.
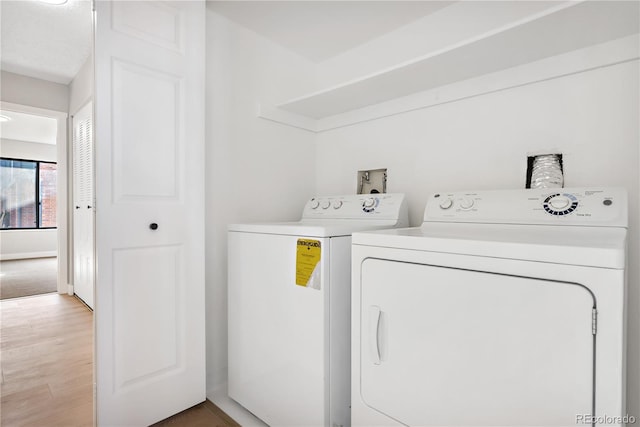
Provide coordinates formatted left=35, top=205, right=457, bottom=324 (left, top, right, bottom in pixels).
left=256, top=103, right=318, bottom=133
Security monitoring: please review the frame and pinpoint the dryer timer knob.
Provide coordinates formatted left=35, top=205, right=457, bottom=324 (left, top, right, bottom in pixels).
left=363, top=198, right=376, bottom=208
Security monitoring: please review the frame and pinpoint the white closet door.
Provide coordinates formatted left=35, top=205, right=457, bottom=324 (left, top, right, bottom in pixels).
left=94, top=1, right=205, bottom=425
left=72, top=101, right=94, bottom=309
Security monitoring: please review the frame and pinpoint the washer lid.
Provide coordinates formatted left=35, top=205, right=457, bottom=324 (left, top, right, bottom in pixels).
left=352, top=222, right=627, bottom=269
left=228, top=193, right=409, bottom=238
left=229, top=219, right=405, bottom=238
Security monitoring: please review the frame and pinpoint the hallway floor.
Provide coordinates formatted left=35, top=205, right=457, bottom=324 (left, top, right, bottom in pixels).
left=1, top=293, right=93, bottom=426
left=0, top=293, right=239, bottom=426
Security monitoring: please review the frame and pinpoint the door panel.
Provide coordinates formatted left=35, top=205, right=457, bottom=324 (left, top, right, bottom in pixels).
left=112, top=245, right=183, bottom=390
left=95, top=1, right=205, bottom=425
left=111, top=59, right=181, bottom=201
left=111, top=2, right=185, bottom=53
left=360, top=259, right=594, bottom=426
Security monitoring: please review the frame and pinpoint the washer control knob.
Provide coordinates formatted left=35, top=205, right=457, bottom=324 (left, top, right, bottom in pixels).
left=332, top=200, right=343, bottom=209
left=310, top=200, right=319, bottom=209
left=460, top=198, right=474, bottom=210
left=321, top=200, right=331, bottom=209
left=439, top=198, right=453, bottom=210
left=549, top=196, right=570, bottom=210
left=363, top=198, right=376, bottom=208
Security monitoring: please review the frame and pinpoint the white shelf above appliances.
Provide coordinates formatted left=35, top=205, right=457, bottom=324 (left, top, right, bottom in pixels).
left=258, top=1, right=640, bottom=132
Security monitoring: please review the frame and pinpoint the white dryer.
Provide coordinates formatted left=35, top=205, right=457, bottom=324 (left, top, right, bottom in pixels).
left=351, top=188, right=627, bottom=427
left=228, top=194, right=408, bottom=427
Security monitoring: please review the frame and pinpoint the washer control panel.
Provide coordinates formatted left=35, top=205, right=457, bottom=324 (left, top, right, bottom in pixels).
left=425, top=188, right=627, bottom=227
left=302, top=193, right=408, bottom=221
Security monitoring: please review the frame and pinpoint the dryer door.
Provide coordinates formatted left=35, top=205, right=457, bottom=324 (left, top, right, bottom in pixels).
left=360, top=259, right=595, bottom=426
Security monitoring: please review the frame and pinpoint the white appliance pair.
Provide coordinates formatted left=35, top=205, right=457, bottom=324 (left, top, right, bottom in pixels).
left=228, top=194, right=409, bottom=427
left=229, top=188, right=627, bottom=427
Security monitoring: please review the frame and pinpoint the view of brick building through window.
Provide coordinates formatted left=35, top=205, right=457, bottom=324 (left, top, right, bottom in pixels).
left=39, top=162, right=57, bottom=228
left=0, top=159, right=57, bottom=229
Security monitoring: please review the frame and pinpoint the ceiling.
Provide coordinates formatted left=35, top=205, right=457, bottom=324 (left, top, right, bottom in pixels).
left=0, top=111, right=58, bottom=145
left=208, top=1, right=454, bottom=63
left=0, top=1, right=451, bottom=84
left=1, top=0, right=92, bottom=85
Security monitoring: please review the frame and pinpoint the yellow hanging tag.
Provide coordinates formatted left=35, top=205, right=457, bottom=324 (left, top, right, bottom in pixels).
left=296, top=239, right=321, bottom=289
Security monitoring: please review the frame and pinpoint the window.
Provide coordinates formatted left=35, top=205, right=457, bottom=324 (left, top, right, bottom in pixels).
left=0, top=158, right=57, bottom=229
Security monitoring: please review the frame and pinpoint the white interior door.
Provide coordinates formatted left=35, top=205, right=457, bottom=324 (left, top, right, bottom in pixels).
left=72, top=101, right=94, bottom=309
left=94, top=1, right=205, bottom=425
left=360, top=259, right=595, bottom=427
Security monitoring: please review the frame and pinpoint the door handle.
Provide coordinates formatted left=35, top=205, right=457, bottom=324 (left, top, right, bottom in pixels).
left=87, top=205, right=92, bottom=209
left=369, top=306, right=382, bottom=365
left=75, top=206, right=80, bottom=209
left=149, top=223, right=158, bottom=230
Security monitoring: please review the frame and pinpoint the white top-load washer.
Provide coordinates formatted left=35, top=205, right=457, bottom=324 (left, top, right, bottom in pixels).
left=351, top=188, right=628, bottom=427
left=228, top=194, right=408, bottom=427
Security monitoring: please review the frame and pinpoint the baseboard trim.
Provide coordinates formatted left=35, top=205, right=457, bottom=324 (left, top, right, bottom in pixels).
left=203, top=399, right=241, bottom=427
left=208, top=384, right=267, bottom=426
left=0, top=251, right=57, bottom=261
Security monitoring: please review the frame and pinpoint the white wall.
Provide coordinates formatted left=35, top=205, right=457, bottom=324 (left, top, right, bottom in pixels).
left=204, top=9, right=317, bottom=395
left=0, top=138, right=58, bottom=260
left=0, top=230, right=57, bottom=261
left=315, top=59, right=640, bottom=418
left=0, top=71, right=69, bottom=113
left=69, top=55, right=93, bottom=115
left=1, top=138, right=56, bottom=161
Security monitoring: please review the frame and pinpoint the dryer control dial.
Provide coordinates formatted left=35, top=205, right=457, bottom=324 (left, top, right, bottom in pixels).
left=543, top=193, right=579, bottom=216
left=310, top=199, right=319, bottom=209
left=549, top=196, right=570, bottom=209
left=320, top=200, right=331, bottom=209
left=362, top=197, right=378, bottom=213
left=332, top=200, right=343, bottom=209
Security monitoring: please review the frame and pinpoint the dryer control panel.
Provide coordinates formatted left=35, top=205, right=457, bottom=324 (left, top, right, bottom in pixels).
left=424, top=187, right=627, bottom=227
left=302, top=193, right=408, bottom=222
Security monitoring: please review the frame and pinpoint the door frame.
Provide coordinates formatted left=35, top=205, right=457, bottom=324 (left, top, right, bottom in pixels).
left=0, top=101, right=69, bottom=294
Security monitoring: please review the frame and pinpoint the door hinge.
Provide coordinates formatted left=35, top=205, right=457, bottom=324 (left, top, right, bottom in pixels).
left=592, top=308, right=598, bottom=335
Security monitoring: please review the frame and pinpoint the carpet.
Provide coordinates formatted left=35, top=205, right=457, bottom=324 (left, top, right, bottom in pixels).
left=0, top=257, right=57, bottom=299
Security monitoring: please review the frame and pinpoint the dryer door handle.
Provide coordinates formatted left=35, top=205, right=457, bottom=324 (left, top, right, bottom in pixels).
left=369, top=306, right=382, bottom=365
